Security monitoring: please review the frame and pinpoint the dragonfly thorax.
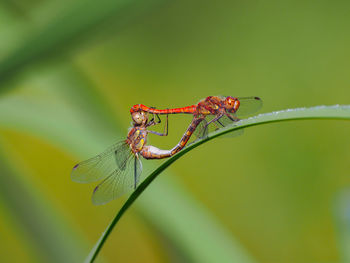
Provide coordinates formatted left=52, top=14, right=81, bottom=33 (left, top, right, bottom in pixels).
left=127, top=127, right=147, bottom=153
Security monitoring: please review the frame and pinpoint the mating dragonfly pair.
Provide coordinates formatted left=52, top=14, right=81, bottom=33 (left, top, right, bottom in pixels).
left=71, top=96, right=262, bottom=205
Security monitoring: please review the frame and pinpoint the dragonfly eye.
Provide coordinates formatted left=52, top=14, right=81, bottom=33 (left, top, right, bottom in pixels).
left=225, top=96, right=240, bottom=112
left=132, top=112, right=143, bottom=124
left=225, top=97, right=234, bottom=108
left=233, top=98, right=240, bottom=112
left=132, top=111, right=149, bottom=125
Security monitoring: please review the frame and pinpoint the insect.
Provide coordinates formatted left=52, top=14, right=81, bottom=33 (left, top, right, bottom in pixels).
left=71, top=110, right=203, bottom=205
left=71, top=111, right=165, bottom=204
left=130, top=96, right=262, bottom=137
left=72, top=96, right=262, bottom=205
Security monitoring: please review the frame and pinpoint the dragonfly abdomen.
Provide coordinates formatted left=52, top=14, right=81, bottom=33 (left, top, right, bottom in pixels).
left=153, top=105, right=197, bottom=114
left=140, top=117, right=203, bottom=159
left=140, top=145, right=172, bottom=159
left=130, top=104, right=196, bottom=114
left=170, top=117, right=203, bottom=155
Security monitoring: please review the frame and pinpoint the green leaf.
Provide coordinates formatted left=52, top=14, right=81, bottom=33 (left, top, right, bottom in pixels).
left=0, top=0, right=167, bottom=85
left=0, top=147, right=86, bottom=263
left=87, top=104, right=350, bottom=262
left=333, top=190, right=350, bottom=263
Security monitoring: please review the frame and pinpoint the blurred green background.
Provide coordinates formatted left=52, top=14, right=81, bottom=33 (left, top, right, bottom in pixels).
left=1, top=0, right=350, bottom=262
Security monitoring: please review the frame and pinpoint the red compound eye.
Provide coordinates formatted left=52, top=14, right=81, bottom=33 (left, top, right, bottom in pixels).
left=224, top=96, right=238, bottom=111
left=233, top=98, right=240, bottom=112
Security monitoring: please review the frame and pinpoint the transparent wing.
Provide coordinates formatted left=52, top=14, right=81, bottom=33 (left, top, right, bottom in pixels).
left=71, top=141, right=131, bottom=183
left=194, top=118, right=209, bottom=139
left=134, top=154, right=143, bottom=188
left=215, top=114, right=237, bottom=127
left=194, top=115, right=243, bottom=139
left=214, top=115, right=244, bottom=138
left=236, top=96, right=263, bottom=117
left=115, top=142, right=132, bottom=170
left=92, top=155, right=142, bottom=205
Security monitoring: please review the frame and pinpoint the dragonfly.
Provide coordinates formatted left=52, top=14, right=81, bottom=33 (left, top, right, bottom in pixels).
left=130, top=96, right=263, bottom=138
left=71, top=111, right=167, bottom=205
left=72, top=96, right=262, bottom=205
left=71, top=110, right=203, bottom=205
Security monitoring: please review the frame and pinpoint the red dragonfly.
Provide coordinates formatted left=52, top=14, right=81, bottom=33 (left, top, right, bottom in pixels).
left=130, top=96, right=262, bottom=137
left=72, top=96, right=262, bottom=204
left=71, top=110, right=203, bottom=204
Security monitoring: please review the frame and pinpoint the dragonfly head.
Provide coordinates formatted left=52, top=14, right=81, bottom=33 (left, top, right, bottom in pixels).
left=131, top=110, right=148, bottom=126
left=224, top=96, right=240, bottom=113
left=130, top=104, right=141, bottom=113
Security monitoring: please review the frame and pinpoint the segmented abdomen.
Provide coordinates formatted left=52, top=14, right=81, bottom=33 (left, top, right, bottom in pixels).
left=130, top=104, right=197, bottom=114
left=140, top=117, right=203, bottom=159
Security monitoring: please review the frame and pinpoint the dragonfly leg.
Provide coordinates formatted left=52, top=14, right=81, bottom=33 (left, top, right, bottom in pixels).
left=225, top=112, right=240, bottom=122
left=147, top=113, right=168, bottom=136
left=148, top=130, right=167, bottom=136
left=202, top=113, right=224, bottom=135
left=147, top=113, right=166, bottom=132
left=217, top=119, right=225, bottom=127
left=155, top=113, right=161, bottom=124
left=147, top=112, right=160, bottom=127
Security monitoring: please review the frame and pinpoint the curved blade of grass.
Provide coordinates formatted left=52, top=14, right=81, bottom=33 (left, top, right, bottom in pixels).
left=87, top=104, right=350, bottom=262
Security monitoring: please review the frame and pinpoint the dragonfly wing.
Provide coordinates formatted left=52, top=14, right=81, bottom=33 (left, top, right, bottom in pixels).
left=71, top=141, right=130, bottom=183
left=194, top=118, right=209, bottom=139
left=193, top=115, right=243, bottom=139
left=92, top=155, right=142, bottom=205
left=215, top=115, right=243, bottom=138
left=210, top=114, right=244, bottom=138
left=115, top=141, right=132, bottom=170
left=134, top=155, right=142, bottom=188
left=236, top=96, right=263, bottom=117
left=194, top=116, right=231, bottom=139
